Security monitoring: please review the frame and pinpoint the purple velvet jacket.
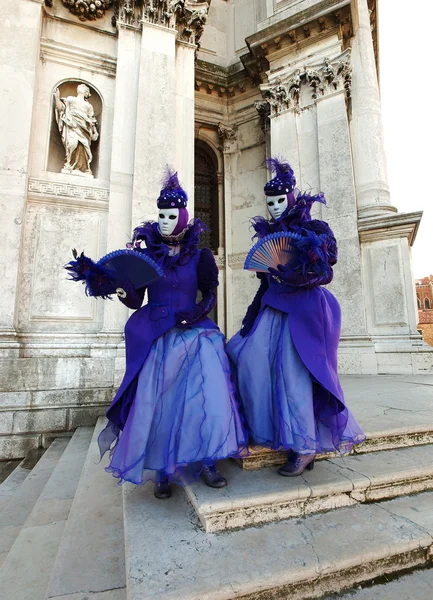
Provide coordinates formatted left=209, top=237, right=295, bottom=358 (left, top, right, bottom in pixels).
left=101, top=220, right=218, bottom=442
left=242, top=194, right=345, bottom=412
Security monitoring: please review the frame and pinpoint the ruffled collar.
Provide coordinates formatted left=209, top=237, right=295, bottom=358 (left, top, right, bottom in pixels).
left=251, top=189, right=326, bottom=239
left=131, top=218, right=206, bottom=266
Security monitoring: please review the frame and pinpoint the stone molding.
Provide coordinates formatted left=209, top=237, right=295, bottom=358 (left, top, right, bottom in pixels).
left=260, top=49, right=352, bottom=115
left=228, top=253, right=246, bottom=269
left=28, top=177, right=110, bottom=210
left=44, top=0, right=115, bottom=21
left=358, top=212, right=423, bottom=247
left=40, top=39, right=117, bottom=77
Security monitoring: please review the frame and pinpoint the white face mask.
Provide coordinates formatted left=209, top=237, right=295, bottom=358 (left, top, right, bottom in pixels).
left=158, top=208, right=179, bottom=236
left=266, top=195, right=288, bottom=220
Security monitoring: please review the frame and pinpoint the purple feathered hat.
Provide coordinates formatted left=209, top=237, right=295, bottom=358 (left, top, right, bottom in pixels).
left=264, top=157, right=296, bottom=196
left=157, top=167, right=188, bottom=209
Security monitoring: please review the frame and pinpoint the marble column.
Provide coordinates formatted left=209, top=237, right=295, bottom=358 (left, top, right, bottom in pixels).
left=0, top=0, right=43, bottom=355
left=103, top=18, right=142, bottom=334
left=350, top=0, right=396, bottom=218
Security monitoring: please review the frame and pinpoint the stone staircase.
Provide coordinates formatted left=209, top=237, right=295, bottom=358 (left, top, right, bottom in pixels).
left=0, top=390, right=432, bottom=599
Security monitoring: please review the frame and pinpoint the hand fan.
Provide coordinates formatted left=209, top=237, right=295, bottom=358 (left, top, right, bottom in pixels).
left=244, top=231, right=303, bottom=273
left=97, top=249, right=164, bottom=290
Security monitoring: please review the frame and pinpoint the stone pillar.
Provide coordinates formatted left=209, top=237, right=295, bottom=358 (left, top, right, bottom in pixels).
left=218, top=125, right=239, bottom=338
left=132, top=1, right=209, bottom=224
left=176, top=40, right=196, bottom=211
left=103, top=15, right=142, bottom=334
left=350, top=0, right=396, bottom=218
left=0, top=0, right=43, bottom=355
left=132, top=20, right=177, bottom=226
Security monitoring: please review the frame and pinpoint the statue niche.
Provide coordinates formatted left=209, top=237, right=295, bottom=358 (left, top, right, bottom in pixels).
left=48, top=81, right=102, bottom=178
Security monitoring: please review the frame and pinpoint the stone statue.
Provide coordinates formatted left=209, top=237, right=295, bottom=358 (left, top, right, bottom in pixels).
left=53, top=84, right=99, bottom=177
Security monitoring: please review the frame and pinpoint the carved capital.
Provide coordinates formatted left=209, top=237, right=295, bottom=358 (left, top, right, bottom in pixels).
left=112, top=0, right=142, bottom=28
left=260, top=49, right=352, bottom=114
left=217, top=123, right=238, bottom=153
left=140, top=0, right=210, bottom=44
left=173, top=0, right=210, bottom=46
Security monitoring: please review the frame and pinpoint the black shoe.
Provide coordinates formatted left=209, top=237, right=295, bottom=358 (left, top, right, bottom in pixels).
left=202, top=465, right=227, bottom=488
left=278, top=453, right=315, bottom=477
left=154, top=480, right=172, bottom=499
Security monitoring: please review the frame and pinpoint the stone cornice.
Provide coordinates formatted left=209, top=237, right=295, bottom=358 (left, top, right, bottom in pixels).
left=243, top=1, right=352, bottom=81
left=40, top=39, right=117, bottom=76
left=358, top=211, right=423, bottom=247
left=195, top=60, right=255, bottom=98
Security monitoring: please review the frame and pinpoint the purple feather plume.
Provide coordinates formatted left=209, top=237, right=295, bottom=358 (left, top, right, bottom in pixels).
left=266, top=157, right=294, bottom=178
left=161, top=166, right=182, bottom=191
left=65, top=250, right=117, bottom=299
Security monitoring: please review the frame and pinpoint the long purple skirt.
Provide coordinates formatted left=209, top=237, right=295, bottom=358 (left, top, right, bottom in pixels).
left=227, top=307, right=365, bottom=455
left=106, top=326, right=247, bottom=486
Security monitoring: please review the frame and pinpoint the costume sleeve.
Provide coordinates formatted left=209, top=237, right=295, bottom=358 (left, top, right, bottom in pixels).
left=305, top=219, right=338, bottom=266
left=116, top=279, right=146, bottom=310
left=175, top=248, right=218, bottom=326
left=240, top=273, right=269, bottom=337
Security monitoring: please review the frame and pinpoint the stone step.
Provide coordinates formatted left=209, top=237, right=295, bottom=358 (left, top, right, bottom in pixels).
left=0, top=437, right=69, bottom=566
left=45, top=418, right=126, bottom=600
left=187, top=444, right=433, bottom=533
left=240, top=375, right=433, bottom=470
left=240, top=426, right=433, bottom=470
left=0, top=427, right=93, bottom=600
left=123, top=485, right=433, bottom=600
left=0, top=459, right=31, bottom=515
left=320, top=566, right=433, bottom=599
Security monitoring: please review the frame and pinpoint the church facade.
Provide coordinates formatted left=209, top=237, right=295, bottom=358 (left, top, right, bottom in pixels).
left=1, top=0, right=431, bottom=458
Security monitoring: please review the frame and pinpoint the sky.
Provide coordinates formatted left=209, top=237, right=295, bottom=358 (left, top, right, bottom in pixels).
left=379, top=0, right=433, bottom=278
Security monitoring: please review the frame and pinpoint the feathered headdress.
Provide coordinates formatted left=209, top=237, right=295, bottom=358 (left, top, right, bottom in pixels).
left=264, top=157, right=296, bottom=196
left=157, top=166, right=188, bottom=209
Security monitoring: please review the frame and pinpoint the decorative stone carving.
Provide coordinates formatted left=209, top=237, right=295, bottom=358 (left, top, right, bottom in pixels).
left=28, top=178, right=109, bottom=202
left=53, top=84, right=99, bottom=178
left=260, top=49, right=352, bottom=115
left=254, top=100, right=271, bottom=133
left=217, top=123, right=238, bottom=153
left=112, top=0, right=141, bottom=27
left=57, top=0, right=114, bottom=22
left=261, top=77, right=291, bottom=115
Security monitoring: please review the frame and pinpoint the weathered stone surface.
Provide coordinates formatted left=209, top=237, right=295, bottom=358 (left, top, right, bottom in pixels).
left=0, top=428, right=93, bottom=600
left=322, top=567, right=433, bottom=600
left=0, top=438, right=68, bottom=554
left=187, top=444, right=433, bottom=532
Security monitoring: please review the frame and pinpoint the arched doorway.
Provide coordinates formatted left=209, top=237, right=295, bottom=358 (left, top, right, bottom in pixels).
left=194, top=140, right=219, bottom=252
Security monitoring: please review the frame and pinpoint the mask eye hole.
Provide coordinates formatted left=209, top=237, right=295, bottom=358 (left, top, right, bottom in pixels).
left=267, top=201, right=274, bottom=207
left=278, top=198, right=285, bottom=204
left=159, top=213, right=165, bottom=219
left=169, top=215, right=177, bottom=220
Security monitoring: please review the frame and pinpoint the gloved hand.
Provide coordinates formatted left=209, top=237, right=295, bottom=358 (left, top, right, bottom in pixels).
left=175, top=305, right=203, bottom=328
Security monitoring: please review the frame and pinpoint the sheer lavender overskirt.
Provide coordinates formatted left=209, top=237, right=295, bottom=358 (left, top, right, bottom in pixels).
left=227, top=307, right=365, bottom=455
left=106, top=326, right=248, bottom=486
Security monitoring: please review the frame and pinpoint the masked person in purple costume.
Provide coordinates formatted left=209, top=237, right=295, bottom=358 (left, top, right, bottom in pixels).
left=98, top=169, right=247, bottom=499
left=227, top=158, right=365, bottom=477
